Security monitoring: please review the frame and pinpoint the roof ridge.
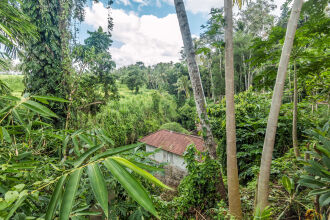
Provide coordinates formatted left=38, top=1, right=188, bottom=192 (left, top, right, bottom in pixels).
left=138, top=129, right=163, bottom=142
left=160, top=129, right=203, bottom=140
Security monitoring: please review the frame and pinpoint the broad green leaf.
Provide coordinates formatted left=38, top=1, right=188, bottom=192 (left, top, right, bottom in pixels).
left=78, top=134, right=94, bottom=147
left=32, top=97, right=49, bottom=104
left=87, top=164, right=108, bottom=218
left=95, top=128, right=114, bottom=146
left=59, top=169, right=83, bottom=220
left=281, top=175, right=293, bottom=194
left=91, top=143, right=141, bottom=161
left=317, top=145, right=330, bottom=158
left=319, top=192, right=330, bottom=207
left=103, top=158, right=159, bottom=218
left=5, top=191, right=28, bottom=220
left=5, top=191, right=19, bottom=203
left=72, top=136, right=81, bottom=156
left=22, top=100, right=58, bottom=118
left=111, top=157, right=173, bottom=191
left=0, top=95, right=20, bottom=102
left=31, top=95, right=69, bottom=102
left=74, top=144, right=104, bottom=168
left=45, top=174, right=67, bottom=220
left=309, top=188, right=330, bottom=196
left=0, top=105, right=13, bottom=115
left=129, top=160, right=164, bottom=172
left=0, top=126, right=12, bottom=143
left=298, top=178, right=325, bottom=189
left=72, top=211, right=102, bottom=216
left=12, top=109, right=24, bottom=125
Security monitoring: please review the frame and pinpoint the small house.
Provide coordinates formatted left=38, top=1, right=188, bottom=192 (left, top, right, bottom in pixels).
left=139, top=130, right=205, bottom=171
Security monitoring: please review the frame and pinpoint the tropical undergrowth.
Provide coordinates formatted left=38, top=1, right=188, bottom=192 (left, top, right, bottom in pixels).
left=0, top=94, right=172, bottom=219
left=209, top=89, right=318, bottom=183
left=92, top=91, right=178, bottom=147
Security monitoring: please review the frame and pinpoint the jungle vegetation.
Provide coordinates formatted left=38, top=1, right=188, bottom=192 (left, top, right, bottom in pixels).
left=0, top=0, right=329, bottom=219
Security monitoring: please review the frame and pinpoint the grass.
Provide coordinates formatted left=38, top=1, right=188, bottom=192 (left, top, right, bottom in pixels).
left=0, top=76, right=154, bottom=99
left=117, top=83, right=154, bottom=98
left=0, top=74, right=24, bottom=97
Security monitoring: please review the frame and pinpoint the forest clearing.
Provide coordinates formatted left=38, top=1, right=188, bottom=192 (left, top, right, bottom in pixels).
left=0, top=0, right=329, bottom=219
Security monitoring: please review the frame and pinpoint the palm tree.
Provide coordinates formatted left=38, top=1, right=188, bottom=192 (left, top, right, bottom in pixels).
left=174, top=0, right=227, bottom=201
left=224, top=0, right=242, bottom=218
left=176, top=75, right=191, bottom=99
left=257, top=0, right=304, bottom=211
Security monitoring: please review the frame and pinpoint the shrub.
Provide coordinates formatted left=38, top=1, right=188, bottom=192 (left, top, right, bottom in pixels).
left=178, top=98, right=197, bottom=131
left=209, top=89, right=315, bottom=183
left=94, top=91, right=178, bottom=146
left=159, top=122, right=190, bottom=134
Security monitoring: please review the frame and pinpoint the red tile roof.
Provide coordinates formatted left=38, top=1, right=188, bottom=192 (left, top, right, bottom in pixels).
left=139, top=130, right=205, bottom=156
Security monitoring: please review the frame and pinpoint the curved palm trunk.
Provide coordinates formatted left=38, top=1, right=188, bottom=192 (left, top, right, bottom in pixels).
left=224, top=0, right=242, bottom=218
left=257, top=0, right=303, bottom=211
left=174, top=0, right=227, bottom=201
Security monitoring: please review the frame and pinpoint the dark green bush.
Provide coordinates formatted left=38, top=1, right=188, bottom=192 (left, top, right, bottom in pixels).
left=178, top=98, right=197, bottom=131
left=159, top=122, right=190, bottom=134
left=94, top=91, right=178, bottom=146
left=209, top=89, right=315, bottom=183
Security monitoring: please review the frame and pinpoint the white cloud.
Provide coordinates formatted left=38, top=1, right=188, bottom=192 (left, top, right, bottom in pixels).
left=117, top=0, right=131, bottom=6
left=162, top=0, right=284, bottom=16
left=84, top=2, right=183, bottom=67
left=185, top=0, right=222, bottom=14
left=161, top=0, right=222, bottom=14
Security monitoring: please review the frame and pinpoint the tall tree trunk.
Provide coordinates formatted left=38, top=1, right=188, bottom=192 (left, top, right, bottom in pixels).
left=257, top=0, right=303, bottom=211
left=292, top=60, right=300, bottom=157
left=174, top=0, right=227, bottom=201
left=208, top=59, right=215, bottom=102
left=248, top=51, right=252, bottom=88
left=224, top=0, right=242, bottom=218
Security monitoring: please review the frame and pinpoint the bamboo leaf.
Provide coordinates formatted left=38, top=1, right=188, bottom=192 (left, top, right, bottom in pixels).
left=111, top=157, right=173, bottom=191
left=22, top=100, right=58, bottom=118
left=45, top=174, right=67, bottom=220
left=87, top=164, right=108, bottom=218
left=59, top=169, right=83, bottom=220
left=12, top=109, right=24, bottom=125
left=91, top=143, right=141, bottom=161
left=103, top=158, right=159, bottom=218
left=129, top=160, right=164, bottom=172
left=72, top=136, right=81, bottom=156
left=78, top=134, right=94, bottom=147
left=31, top=95, right=69, bottom=102
left=74, top=144, right=104, bottom=168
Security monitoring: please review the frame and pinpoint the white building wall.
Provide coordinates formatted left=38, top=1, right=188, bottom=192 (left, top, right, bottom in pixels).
left=146, top=145, right=186, bottom=170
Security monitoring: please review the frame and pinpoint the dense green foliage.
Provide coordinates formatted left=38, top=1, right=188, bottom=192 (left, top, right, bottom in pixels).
left=299, top=122, right=330, bottom=217
left=21, top=0, right=70, bottom=121
left=93, top=91, right=177, bottom=146
left=209, top=90, right=317, bottom=182
left=1, top=0, right=329, bottom=218
left=159, top=122, right=190, bottom=134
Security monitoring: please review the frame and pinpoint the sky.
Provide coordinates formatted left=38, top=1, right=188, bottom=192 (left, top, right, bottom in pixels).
left=81, top=0, right=286, bottom=67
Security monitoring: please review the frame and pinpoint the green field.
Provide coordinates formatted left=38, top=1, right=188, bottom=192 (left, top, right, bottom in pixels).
left=0, top=75, right=153, bottom=98
left=0, top=74, right=24, bottom=97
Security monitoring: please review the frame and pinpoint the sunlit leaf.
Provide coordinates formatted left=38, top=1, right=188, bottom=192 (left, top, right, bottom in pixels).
left=59, top=169, right=83, bottom=220
left=45, top=175, right=67, bottom=220
left=87, top=164, right=108, bottom=218
left=103, top=158, right=159, bottom=218
left=111, top=156, right=173, bottom=191
left=91, top=143, right=141, bottom=161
